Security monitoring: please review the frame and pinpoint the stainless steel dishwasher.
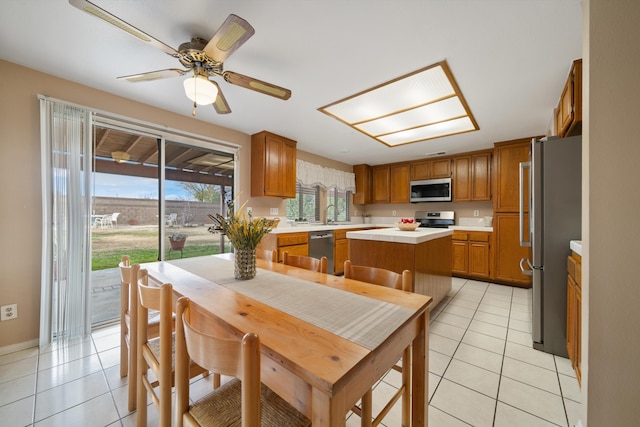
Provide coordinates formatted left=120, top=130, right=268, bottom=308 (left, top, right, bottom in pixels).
left=308, top=230, right=334, bottom=274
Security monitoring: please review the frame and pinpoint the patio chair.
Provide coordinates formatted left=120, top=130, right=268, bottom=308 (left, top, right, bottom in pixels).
left=110, top=212, right=120, bottom=227
left=165, top=213, right=178, bottom=226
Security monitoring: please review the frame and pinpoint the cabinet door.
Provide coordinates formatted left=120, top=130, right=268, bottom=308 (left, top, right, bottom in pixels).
left=372, top=165, right=390, bottom=203
left=469, top=241, right=490, bottom=278
left=453, top=156, right=471, bottom=201
left=452, top=240, right=469, bottom=274
left=334, top=238, right=348, bottom=275
left=263, top=135, right=284, bottom=196
left=493, top=213, right=532, bottom=286
left=353, top=164, right=372, bottom=205
left=278, top=243, right=309, bottom=262
left=282, top=140, right=297, bottom=198
left=471, top=153, right=491, bottom=201
left=431, top=159, right=452, bottom=178
left=494, top=140, right=531, bottom=213
left=411, top=160, right=432, bottom=180
left=390, top=163, right=410, bottom=203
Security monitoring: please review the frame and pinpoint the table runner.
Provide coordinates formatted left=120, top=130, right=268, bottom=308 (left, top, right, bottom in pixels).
left=168, top=256, right=414, bottom=350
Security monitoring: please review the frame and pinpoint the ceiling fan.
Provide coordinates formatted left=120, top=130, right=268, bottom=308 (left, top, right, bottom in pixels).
left=69, top=0, right=292, bottom=115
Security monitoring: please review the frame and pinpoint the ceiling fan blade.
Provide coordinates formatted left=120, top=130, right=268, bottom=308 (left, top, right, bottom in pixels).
left=117, top=69, right=188, bottom=82
left=223, top=71, right=292, bottom=100
left=203, top=14, right=255, bottom=63
left=211, top=82, right=232, bottom=114
left=68, top=0, right=180, bottom=58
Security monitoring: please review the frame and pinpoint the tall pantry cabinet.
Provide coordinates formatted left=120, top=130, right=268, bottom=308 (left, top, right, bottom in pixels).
left=493, top=138, right=533, bottom=287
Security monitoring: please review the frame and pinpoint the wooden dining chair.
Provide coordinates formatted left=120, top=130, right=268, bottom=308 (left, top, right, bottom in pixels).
left=119, top=256, right=162, bottom=412
left=343, top=260, right=413, bottom=427
left=136, top=268, right=209, bottom=427
left=282, top=251, right=328, bottom=274
left=256, top=248, right=277, bottom=262
left=174, top=296, right=311, bottom=427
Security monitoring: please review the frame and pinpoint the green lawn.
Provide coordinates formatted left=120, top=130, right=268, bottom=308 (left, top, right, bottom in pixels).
left=91, top=226, right=231, bottom=270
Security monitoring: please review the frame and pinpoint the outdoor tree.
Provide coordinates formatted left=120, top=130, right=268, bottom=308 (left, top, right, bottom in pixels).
left=179, top=182, right=221, bottom=203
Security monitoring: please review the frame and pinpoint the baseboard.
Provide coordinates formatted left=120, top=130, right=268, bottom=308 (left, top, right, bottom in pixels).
left=0, top=338, right=39, bottom=356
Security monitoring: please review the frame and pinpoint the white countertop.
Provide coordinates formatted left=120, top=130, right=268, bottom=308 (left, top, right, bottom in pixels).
left=269, top=223, right=384, bottom=234
left=449, top=225, right=494, bottom=232
left=570, top=240, right=582, bottom=256
left=346, top=227, right=452, bottom=244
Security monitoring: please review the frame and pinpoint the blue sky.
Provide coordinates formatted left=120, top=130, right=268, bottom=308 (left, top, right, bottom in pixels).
left=93, top=173, right=193, bottom=200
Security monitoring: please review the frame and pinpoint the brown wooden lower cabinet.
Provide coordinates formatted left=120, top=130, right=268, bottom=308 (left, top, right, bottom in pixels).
left=452, top=231, right=492, bottom=280
left=493, top=213, right=532, bottom=287
left=567, top=251, right=582, bottom=385
left=258, top=231, right=309, bottom=263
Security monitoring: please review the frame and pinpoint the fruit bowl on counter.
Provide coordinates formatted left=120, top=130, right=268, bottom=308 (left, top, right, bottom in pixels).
left=395, top=218, right=420, bottom=231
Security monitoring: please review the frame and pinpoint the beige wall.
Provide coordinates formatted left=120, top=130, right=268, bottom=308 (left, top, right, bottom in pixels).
left=0, top=59, right=352, bottom=350
left=584, top=0, right=640, bottom=424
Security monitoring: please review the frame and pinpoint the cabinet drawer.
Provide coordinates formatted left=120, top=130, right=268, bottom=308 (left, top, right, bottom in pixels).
left=452, top=231, right=468, bottom=241
left=277, top=232, right=308, bottom=246
left=334, top=229, right=348, bottom=240
left=469, top=232, right=490, bottom=242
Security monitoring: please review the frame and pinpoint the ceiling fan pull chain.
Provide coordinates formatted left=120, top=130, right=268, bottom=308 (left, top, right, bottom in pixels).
left=192, top=101, right=197, bottom=117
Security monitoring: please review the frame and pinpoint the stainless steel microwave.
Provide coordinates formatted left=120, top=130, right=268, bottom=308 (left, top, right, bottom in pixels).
left=410, top=178, right=452, bottom=202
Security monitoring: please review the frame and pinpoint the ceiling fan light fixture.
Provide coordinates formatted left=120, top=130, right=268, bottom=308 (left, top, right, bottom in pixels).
left=183, top=75, right=218, bottom=105
left=111, top=150, right=131, bottom=163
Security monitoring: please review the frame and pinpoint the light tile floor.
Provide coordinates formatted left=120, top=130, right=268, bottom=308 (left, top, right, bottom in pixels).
left=0, top=277, right=582, bottom=426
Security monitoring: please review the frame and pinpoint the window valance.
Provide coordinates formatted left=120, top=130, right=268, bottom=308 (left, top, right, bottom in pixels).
left=296, top=159, right=356, bottom=192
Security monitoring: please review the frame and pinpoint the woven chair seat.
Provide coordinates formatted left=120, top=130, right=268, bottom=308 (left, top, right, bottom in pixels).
left=189, top=379, right=311, bottom=427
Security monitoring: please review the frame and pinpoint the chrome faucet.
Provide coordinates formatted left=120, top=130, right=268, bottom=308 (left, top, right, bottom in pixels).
left=324, top=204, right=335, bottom=224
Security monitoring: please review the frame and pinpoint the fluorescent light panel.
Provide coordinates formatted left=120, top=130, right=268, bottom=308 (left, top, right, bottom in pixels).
left=319, top=60, right=478, bottom=147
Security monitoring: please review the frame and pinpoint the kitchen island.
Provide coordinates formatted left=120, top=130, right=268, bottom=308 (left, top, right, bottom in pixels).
left=347, top=227, right=453, bottom=307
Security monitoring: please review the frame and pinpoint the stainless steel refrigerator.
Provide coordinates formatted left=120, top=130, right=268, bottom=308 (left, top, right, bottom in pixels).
left=519, top=135, right=581, bottom=357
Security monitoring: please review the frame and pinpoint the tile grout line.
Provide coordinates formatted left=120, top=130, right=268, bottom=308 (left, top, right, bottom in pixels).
left=92, top=331, right=126, bottom=426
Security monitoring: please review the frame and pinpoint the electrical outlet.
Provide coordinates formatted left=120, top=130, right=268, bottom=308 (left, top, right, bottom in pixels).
left=1, top=304, right=17, bottom=321
left=392, top=210, right=397, bottom=216
left=473, top=210, right=480, bottom=217
left=246, top=206, right=252, bottom=216
left=270, top=208, right=279, bottom=215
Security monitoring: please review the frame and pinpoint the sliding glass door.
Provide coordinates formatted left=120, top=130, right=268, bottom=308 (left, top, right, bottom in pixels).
left=90, top=125, right=235, bottom=326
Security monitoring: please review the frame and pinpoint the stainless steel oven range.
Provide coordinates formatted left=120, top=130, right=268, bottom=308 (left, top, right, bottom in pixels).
left=414, top=211, right=455, bottom=228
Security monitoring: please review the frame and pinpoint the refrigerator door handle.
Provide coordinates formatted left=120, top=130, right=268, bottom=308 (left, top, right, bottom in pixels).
left=519, top=257, right=534, bottom=276
left=519, top=161, right=532, bottom=247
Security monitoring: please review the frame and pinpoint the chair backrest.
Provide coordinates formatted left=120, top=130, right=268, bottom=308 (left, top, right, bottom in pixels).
left=175, top=297, right=261, bottom=425
left=282, top=251, right=328, bottom=274
left=112, top=212, right=120, bottom=222
left=343, top=260, right=412, bottom=292
left=136, top=269, right=176, bottom=427
left=256, top=248, right=277, bottom=262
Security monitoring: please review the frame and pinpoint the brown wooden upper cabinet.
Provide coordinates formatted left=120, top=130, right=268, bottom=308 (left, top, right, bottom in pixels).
left=251, top=131, right=297, bottom=198
left=555, top=59, right=582, bottom=138
left=493, top=138, right=532, bottom=213
left=410, top=158, right=451, bottom=180
left=371, top=165, right=390, bottom=203
left=390, top=163, right=410, bottom=203
left=453, top=151, right=492, bottom=202
left=352, top=164, right=372, bottom=205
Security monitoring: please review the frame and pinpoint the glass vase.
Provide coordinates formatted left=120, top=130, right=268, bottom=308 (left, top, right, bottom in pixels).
left=234, top=248, right=256, bottom=280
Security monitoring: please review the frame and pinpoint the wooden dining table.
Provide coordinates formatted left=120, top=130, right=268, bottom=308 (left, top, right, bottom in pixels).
left=141, top=253, right=432, bottom=426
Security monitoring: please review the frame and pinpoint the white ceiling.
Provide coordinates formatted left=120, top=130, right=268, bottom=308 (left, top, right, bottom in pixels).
left=0, top=0, right=582, bottom=165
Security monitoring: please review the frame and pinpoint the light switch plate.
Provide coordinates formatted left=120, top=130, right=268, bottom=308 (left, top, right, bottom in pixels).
left=270, top=208, right=279, bottom=215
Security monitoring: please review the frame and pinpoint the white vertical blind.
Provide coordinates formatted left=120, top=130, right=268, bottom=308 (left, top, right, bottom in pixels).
left=40, top=97, right=92, bottom=345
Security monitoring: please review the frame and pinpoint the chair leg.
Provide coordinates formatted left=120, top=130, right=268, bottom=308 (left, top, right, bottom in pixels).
left=360, top=389, right=373, bottom=427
